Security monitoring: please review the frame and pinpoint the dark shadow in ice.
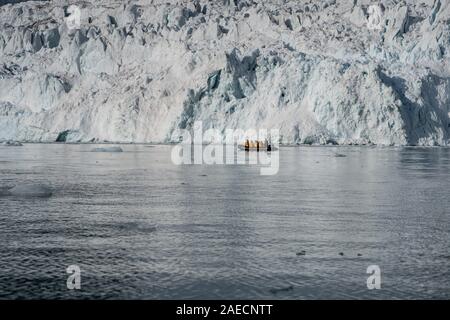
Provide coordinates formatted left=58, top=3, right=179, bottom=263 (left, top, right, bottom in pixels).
left=0, top=0, right=46, bottom=5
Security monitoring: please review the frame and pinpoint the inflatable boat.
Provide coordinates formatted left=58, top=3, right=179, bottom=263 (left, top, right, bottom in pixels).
left=238, top=140, right=277, bottom=152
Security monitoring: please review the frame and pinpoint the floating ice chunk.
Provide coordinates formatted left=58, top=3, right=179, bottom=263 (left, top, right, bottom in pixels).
left=334, top=153, right=347, bottom=158
left=9, top=184, right=53, bottom=198
left=91, top=146, right=123, bottom=152
left=1, top=141, right=23, bottom=146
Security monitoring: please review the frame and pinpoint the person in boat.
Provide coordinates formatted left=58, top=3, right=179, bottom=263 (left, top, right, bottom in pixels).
left=265, top=139, right=271, bottom=151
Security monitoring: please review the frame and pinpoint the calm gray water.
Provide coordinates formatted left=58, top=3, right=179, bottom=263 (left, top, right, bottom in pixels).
left=0, top=144, right=449, bottom=299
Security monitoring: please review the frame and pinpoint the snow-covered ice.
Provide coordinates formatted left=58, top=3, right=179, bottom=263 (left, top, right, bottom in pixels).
left=0, top=0, right=449, bottom=145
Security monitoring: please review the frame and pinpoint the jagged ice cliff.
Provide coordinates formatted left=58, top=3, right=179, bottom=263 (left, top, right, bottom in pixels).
left=0, top=0, right=450, bottom=145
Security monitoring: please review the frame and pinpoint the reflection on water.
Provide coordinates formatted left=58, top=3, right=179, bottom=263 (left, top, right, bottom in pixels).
left=0, top=144, right=449, bottom=299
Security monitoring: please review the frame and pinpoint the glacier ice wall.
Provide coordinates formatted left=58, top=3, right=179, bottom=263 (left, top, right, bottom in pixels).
left=0, top=0, right=449, bottom=145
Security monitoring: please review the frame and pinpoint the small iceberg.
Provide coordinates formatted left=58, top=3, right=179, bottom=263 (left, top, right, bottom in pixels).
left=9, top=184, right=53, bottom=198
left=1, top=140, right=23, bottom=146
left=91, top=146, right=123, bottom=153
left=334, top=153, right=347, bottom=158
left=269, top=285, right=294, bottom=295
left=296, top=250, right=306, bottom=256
